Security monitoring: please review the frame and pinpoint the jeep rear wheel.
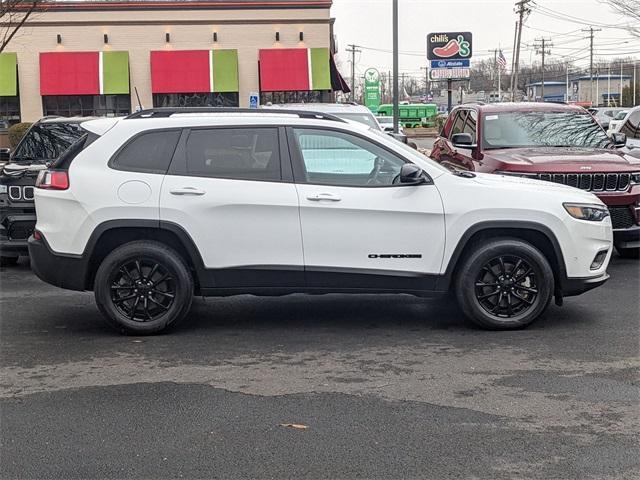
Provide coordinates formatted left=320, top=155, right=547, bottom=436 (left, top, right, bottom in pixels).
left=454, top=238, right=553, bottom=330
left=94, top=241, right=194, bottom=335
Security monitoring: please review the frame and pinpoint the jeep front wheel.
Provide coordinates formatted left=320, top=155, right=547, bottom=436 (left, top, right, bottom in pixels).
left=94, top=241, right=194, bottom=335
left=454, top=238, right=554, bottom=330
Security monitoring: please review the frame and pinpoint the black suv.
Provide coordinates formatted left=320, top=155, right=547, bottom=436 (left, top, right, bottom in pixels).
left=0, top=117, right=88, bottom=266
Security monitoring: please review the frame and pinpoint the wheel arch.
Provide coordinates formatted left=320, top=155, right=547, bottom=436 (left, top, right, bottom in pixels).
left=439, top=221, right=567, bottom=297
left=82, top=220, right=205, bottom=291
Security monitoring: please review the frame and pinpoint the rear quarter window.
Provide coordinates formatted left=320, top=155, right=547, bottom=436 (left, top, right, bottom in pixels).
left=110, top=129, right=181, bottom=174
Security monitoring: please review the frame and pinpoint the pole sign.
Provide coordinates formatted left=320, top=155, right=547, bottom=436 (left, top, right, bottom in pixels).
left=363, top=68, right=381, bottom=114
left=427, top=32, right=473, bottom=61
left=427, top=32, right=472, bottom=81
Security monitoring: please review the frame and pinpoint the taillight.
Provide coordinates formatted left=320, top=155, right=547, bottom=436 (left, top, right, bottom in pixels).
left=33, top=230, right=42, bottom=241
left=36, top=170, right=69, bottom=190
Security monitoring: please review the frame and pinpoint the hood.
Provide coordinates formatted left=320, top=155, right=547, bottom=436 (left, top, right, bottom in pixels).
left=484, top=146, right=640, bottom=172
left=470, top=171, right=602, bottom=203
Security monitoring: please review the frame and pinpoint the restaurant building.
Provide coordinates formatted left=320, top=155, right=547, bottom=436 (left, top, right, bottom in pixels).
left=0, top=0, right=348, bottom=124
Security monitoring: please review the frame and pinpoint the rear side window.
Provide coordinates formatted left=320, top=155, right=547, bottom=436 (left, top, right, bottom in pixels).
left=112, top=130, right=181, bottom=174
left=184, top=128, right=281, bottom=181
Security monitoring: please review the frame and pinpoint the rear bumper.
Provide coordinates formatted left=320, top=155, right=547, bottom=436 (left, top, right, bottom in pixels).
left=613, top=225, right=640, bottom=249
left=562, top=273, right=610, bottom=297
left=27, top=235, right=87, bottom=291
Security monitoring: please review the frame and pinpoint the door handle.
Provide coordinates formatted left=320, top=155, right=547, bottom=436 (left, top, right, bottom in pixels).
left=306, top=193, right=341, bottom=202
left=169, top=187, right=206, bottom=196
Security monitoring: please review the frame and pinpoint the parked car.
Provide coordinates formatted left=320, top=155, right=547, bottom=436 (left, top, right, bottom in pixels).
left=430, top=102, right=639, bottom=259
left=376, top=116, right=405, bottom=134
left=0, top=117, right=89, bottom=266
left=606, top=109, right=629, bottom=136
left=29, top=107, right=612, bottom=334
left=588, top=107, right=626, bottom=130
left=618, top=105, right=640, bottom=150
left=271, top=102, right=412, bottom=146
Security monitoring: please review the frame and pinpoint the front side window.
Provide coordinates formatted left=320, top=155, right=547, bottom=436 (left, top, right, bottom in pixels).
left=11, top=122, right=84, bottom=162
left=185, top=128, right=281, bottom=181
left=293, top=128, right=406, bottom=187
left=463, top=111, right=478, bottom=143
left=621, top=111, right=640, bottom=140
left=111, top=130, right=181, bottom=174
left=482, top=111, right=612, bottom=149
left=449, top=111, right=467, bottom=138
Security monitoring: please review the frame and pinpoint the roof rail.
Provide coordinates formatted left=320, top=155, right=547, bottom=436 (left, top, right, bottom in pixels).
left=125, top=107, right=347, bottom=123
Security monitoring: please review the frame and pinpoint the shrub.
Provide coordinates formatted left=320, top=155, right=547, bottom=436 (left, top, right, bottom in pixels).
left=8, top=123, right=32, bottom=148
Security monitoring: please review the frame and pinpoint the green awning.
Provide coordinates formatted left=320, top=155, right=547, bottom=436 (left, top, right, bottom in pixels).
left=0, top=53, right=18, bottom=97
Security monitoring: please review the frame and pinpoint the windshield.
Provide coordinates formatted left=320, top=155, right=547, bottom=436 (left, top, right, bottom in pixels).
left=334, top=112, right=381, bottom=130
left=614, top=111, right=628, bottom=121
left=376, top=117, right=393, bottom=124
left=12, top=122, right=85, bottom=162
left=482, top=111, right=612, bottom=149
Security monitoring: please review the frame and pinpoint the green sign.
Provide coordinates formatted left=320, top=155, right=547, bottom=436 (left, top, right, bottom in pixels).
left=363, top=68, right=380, bottom=114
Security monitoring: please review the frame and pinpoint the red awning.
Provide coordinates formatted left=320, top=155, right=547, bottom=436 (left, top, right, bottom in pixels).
left=259, top=48, right=310, bottom=92
left=150, top=50, right=211, bottom=94
left=40, top=52, right=100, bottom=95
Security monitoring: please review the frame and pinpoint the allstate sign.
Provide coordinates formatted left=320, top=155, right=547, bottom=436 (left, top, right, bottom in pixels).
left=431, top=59, right=470, bottom=68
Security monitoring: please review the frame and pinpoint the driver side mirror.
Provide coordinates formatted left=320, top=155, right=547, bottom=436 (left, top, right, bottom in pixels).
left=451, top=132, right=476, bottom=149
left=611, top=132, right=626, bottom=148
left=400, top=163, right=428, bottom=185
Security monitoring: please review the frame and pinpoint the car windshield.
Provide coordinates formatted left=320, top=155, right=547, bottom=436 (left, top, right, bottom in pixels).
left=614, top=111, right=628, bottom=120
left=482, top=111, right=612, bottom=149
left=11, top=122, right=85, bottom=162
left=376, top=117, right=393, bottom=124
left=333, top=112, right=381, bottom=130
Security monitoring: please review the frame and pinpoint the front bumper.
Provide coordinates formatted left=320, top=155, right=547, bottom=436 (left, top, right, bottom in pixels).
left=28, top=235, right=87, bottom=291
left=0, top=214, right=36, bottom=257
left=613, top=225, right=640, bottom=249
left=562, top=273, right=610, bottom=297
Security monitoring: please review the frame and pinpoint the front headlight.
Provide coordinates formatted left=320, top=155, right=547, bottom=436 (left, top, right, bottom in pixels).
left=563, top=203, right=609, bottom=222
left=630, top=172, right=640, bottom=185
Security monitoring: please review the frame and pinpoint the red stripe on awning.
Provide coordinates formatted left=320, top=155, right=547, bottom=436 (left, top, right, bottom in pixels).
left=259, top=49, right=309, bottom=92
left=150, top=50, right=211, bottom=94
left=40, top=52, right=100, bottom=95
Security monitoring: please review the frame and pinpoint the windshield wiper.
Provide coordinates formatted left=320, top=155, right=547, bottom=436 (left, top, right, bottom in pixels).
left=452, top=170, right=476, bottom=178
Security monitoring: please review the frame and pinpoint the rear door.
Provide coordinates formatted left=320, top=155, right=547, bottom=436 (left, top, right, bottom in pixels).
left=160, top=126, right=304, bottom=289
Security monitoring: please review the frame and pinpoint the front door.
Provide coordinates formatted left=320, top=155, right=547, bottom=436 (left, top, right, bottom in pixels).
left=288, top=126, right=446, bottom=291
left=160, top=126, right=304, bottom=289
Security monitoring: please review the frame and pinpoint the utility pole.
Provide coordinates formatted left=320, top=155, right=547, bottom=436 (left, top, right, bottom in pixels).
left=510, top=21, right=517, bottom=98
left=620, top=61, right=623, bottom=107
left=582, top=27, right=601, bottom=106
left=392, top=0, right=399, bottom=133
left=634, top=60, right=637, bottom=106
left=607, top=63, right=611, bottom=107
left=534, top=38, right=551, bottom=101
left=420, top=66, right=429, bottom=98
left=512, top=0, right=531, bottom=101
left=346, top=44, right=361, bottom=103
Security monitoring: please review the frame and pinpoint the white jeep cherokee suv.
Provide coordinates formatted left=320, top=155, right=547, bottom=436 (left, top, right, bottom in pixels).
left=29, top=108, right=613, bottom=334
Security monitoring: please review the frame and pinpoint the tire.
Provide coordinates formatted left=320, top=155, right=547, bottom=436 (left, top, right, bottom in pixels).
left=615, top=246, right=640, bottom=259
left=454, top=238, right=554, bottom=330
left=94, top=241, right=194, bottom=335
left=0, top=256, right=19, bottom=267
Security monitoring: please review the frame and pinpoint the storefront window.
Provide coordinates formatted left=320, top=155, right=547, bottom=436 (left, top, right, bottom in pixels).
left=42, top=94, right=131, bottom=117
left=260, top=91, right=330, bottom=105
left=0, top=96, right=21, bottom=126
left=153, top=92, right=239, bottom=108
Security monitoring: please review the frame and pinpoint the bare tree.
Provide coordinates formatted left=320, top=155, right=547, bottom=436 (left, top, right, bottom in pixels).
left=599, top=0, right=640, bottom=21
left=0, top=1, right=41, bottom=53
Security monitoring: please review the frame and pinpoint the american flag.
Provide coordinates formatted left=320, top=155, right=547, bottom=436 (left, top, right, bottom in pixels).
left=497, top=50, right=507, bottom=69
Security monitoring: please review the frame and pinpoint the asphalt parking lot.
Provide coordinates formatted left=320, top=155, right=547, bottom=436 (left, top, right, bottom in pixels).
left=1, top=255, right=639, bottom=479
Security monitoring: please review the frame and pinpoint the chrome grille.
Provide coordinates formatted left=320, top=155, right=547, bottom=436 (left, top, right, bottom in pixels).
left=532, top=172, right=631, bottom=192
left=6, top=186, right=35, bottom=202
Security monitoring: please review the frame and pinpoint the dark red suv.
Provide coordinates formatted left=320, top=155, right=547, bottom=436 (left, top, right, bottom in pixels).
left=431, top=102, right=640, bottom=258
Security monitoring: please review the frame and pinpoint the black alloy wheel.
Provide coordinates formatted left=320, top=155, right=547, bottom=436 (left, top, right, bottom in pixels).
left=474, top=255, right=538, bottom=318
left=94, top=240, right=194, bottom=334
left=110, top=258, right=176, bottom=322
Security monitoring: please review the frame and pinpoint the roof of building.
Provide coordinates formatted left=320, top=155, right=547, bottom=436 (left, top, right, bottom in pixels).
left=29, top=0, right=332, bottom=11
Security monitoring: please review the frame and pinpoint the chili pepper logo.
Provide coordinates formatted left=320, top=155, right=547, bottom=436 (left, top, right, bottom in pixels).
left=433, top=35, right=471, bottom=58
